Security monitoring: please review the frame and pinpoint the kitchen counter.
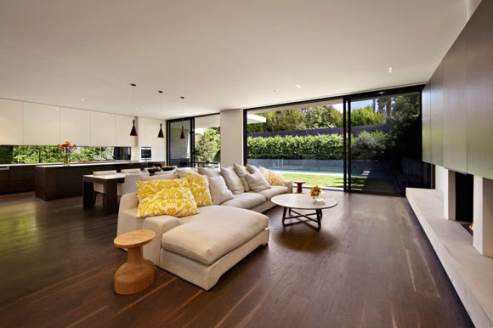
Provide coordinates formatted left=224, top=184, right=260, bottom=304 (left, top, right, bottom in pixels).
left=35, top=160, right=165, bottom=168
left=34, top=161, right=167, bottom=200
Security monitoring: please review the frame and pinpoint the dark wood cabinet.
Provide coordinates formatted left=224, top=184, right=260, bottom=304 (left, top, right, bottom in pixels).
left=442, top=32, right=467, bottom=172
left=35, top=161, right=166, bottom=200
left=430, top=62, right=444, bottom=166
left=425, top=0, right=493, bottom=179
left=0, top=165, right=36, bottom=195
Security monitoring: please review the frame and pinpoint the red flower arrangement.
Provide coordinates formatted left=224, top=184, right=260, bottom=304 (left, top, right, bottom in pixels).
left=57, top=141, right=77, bottom=165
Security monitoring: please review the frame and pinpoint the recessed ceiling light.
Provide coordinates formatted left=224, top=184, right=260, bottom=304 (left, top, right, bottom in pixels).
left=388, top=66, right=393, bottom=73
left=295, top=84, right=302, bottom=89
left=80, top=98, right=86, bottom=102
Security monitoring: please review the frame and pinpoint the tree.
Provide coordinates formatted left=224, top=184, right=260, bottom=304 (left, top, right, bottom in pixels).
left=350, top=107, right=385, bottom=126
left=195, top=128, right=220, bottom=162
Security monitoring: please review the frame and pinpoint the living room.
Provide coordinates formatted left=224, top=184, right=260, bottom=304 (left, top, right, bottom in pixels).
left=0, top=0, right=491, bottom=327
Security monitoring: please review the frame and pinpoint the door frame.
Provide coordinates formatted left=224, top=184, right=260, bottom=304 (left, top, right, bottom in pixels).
left=243, top=85, right=425, bottom=195
left=166, top=117, right=195, bottom=167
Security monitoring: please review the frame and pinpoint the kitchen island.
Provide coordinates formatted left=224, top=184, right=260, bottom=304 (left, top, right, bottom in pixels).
left=34, top=161, right=167, bottom=200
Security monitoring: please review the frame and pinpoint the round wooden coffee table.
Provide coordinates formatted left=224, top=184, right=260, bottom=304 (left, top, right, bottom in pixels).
left=113, top=230, right=156, bottom=295
left=271, top=193, right=337, bottom=231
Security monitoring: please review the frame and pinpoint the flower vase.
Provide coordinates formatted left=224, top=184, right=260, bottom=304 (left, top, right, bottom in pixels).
left=63, top=152, right=70, bottom=166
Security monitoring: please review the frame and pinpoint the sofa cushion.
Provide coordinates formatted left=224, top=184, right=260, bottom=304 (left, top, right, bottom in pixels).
left=198, top=167, right=221, bottom=177
left=245, top=171, right=271, bottom=192
left=136, top=178, right=189, bottom=201
left=137, top=187, right=199, bottom=218
left=184, top=173, right=212, bottom=207
left=208, top=176, right=234, bottom=205
left=161, top=206, right=268, bottom=265
left=233, top=163, right=251, bottom=192
left=221, top=167, right=245, bottom=194
left=221, top=192, right=266, bottom=209
left=258, top=185, right=289, bottom=200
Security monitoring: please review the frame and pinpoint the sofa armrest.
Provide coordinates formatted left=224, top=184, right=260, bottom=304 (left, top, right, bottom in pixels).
left=284, top=180, right=293, bottom=193
left=142, top=216, right=182, bottom=265
left=119, top=192, right=138, bottom=211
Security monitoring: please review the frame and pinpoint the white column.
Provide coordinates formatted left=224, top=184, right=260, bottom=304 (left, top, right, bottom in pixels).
left=220, top=109, right=243, bottom=167
left=445, top=170, right=456, bottom=220
left=435, top=165, right=455, bottom=220
left=473, top=177, right=493, bottom=257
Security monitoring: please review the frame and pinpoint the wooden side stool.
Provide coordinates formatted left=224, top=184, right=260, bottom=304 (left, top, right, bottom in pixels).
left=113, top=230, right=156, bottom=295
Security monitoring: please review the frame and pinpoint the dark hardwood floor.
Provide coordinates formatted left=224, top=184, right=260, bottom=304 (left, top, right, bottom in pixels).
left=0, top=192, right=472, bottom=327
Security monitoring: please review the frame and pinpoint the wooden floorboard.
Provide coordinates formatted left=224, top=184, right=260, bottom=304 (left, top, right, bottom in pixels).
left=0, top=192, right=473, bottom=327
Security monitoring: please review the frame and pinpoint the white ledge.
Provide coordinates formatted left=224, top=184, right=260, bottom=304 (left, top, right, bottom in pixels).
left=406, top=188, right=493, bottom=328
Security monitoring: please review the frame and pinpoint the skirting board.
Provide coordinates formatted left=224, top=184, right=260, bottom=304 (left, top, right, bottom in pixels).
left=406, top=188, right=493, bottom=328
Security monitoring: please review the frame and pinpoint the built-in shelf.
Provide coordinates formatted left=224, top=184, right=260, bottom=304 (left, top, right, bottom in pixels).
left=406, top=188, right=493, bottom=328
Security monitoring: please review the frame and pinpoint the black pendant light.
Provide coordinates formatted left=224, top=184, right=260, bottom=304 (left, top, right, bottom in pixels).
left=179, top=96, right=186, bottom=139
left=130, top=119, right=138, bottom=137
left=129, top=83, right=138, bottom=136
left=157, top=90, right=165, bottom=138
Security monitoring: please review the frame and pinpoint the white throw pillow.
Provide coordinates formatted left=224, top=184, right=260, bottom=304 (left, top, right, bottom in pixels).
left=220, top=167, right=245, bottom=194
left=233, top=163, right=251, bottom=192
left=245, top=171, right=271, bottom=192
left=176, top=167, right=200, bottom=178
left=246, top=164, right=262, bottom=175
left=208, top=176, right=234, bottom=205
left=198, top=167, right=221, bottom=177
left=141, top=173, right=178, bottom=181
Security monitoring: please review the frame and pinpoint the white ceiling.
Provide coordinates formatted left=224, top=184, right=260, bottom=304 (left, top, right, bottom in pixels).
left=0, top=0, right=477, bottom=119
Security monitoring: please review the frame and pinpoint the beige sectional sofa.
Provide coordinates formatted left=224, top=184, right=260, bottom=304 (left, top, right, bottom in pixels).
left=116, top=166, right=291, bottom=290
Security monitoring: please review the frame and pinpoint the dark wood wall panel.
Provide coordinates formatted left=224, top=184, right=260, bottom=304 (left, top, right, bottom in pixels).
left=425, top=0, right=493, bottom=178
left=442, top=33, right=467, bottom=172
left=430, top=63, right=443, bottom=166
left=421, top=84, right=432, bottom=163
left=465, top=0, right=493, bottom=178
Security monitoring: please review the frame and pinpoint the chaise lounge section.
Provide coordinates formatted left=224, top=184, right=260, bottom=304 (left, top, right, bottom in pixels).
left=116, top=165, right=292, bottom=290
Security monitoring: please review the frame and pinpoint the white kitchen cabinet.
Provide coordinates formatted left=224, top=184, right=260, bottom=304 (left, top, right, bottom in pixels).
left=0, top=99, right=23, bottom=145
left=23, top=103, right=60, bottom=145
left=59, top=107, right=91, bottom=145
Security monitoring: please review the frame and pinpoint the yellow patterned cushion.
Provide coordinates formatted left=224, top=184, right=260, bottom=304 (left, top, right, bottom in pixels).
left=260, top=167, right=286, bottom=186
left=137, top=187, right=199, bottom=218
left=185, top=174, right=212, bottom=207
left=136, top=178, right=189, bottom=202
left=268, top=170, right=286, bottom=186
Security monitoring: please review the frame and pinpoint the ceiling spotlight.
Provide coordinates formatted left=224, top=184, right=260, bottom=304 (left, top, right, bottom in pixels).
left=295, top=84, right=302, bottom=89
left=388, top=66, right=393, bottom=73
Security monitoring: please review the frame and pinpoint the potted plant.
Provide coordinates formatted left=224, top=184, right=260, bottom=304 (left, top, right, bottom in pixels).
left=57, top=141, right=77, bottom=166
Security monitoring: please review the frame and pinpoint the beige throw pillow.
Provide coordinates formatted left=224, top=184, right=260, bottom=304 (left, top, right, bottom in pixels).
left=245, top=171, right=271, bottom=192
left=220, top=167, right=245, bottom=194
left=246, top=164, right=262, bottom=175
left=208, top=176, right=234, bottom=205
left=233, top=163, right=251, bottom=192
left=176, top=167, right=200, bottom=178
left=198, top=167, right=221, bottom=177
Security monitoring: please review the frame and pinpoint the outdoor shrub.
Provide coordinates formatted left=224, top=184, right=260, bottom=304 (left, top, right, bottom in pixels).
left=351, top=131, right=388, bottom=159
left=351, top=107, right=385, bottom=126
left=247, top=134, right=343, bottom=160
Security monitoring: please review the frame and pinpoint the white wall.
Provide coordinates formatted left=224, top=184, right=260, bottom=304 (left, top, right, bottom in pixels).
left=137, top=117, right=166, bottom=161
left=220, top=109, right=243, bottom=166
left=0, top=98, right=136, bottom=147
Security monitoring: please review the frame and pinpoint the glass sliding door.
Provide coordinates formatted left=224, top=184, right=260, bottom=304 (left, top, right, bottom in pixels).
left=245, top=98, right=346, bottom=189
left=346, top=91, right=429, bottom=194
left=194, top=115, right=221, bottom=168
left=167, top=118, right=193, bottom=167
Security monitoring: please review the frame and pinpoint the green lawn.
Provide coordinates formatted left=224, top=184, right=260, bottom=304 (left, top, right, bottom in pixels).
left=280, top=172, right=367, bottom=189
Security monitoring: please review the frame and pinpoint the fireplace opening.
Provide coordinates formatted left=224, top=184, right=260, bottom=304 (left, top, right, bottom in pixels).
left=455, top=172, right=473, bottom=234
